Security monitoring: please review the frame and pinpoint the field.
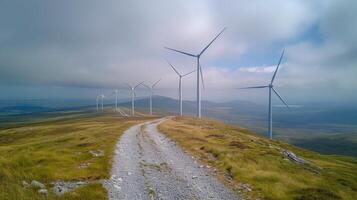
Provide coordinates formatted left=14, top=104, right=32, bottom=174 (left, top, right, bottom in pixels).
left=158, top=116, right=357, bottom=200
left=0, top=109, right=155, bottom=200
left=1, top=108, right=356, bottom=200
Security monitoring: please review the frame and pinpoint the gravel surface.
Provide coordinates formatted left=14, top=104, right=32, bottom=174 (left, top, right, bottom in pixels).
left=104, top=118, right=241, bottom=200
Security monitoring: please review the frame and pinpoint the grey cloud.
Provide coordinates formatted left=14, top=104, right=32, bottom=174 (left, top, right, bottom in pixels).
left=0, top=0, right=356, bottom=102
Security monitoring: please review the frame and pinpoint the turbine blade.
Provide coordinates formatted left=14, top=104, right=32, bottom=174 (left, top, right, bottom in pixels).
left=182, top=69, right=196, bottom=77
left=199, top=27, right=226, bottom=56
left=200, top=65, right=205, bottom=90
left=152, top=78, right=161, bottom=88
left=272, top=87, right=290, bottom=110
left=238, top=85, right=269, bottom=89
left=134, top=81, right=145, bottom=89
left=142, top=83, right=150, bottom=89
left=123, top=82, right=133, bottom=89
left=165, top=59, right=181, bottom=76
left=271, top=49, right=285, bottom=84
left=164, top=47, right=196, bottom=57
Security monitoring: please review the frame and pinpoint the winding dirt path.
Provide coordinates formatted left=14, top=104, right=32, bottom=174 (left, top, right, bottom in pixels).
left=103, top=118, right=241, bottom=200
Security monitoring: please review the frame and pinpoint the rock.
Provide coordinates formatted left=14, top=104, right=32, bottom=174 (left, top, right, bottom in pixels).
left=238, top=183, right=252, bottom=192
left=89, top=150, right=104, bottom=157
left=78, top=162, right=90, bottom=169
left=22, top=180, right=30, bottom=188
left=31, top=180, right=45, bottom=189
left=52, top=181, right=88, bottom=196
left=38, top=188, right=48, bottom=195
left=77, top=181, right=85, bottom=185
left=282, top=149, right=306, bottom=164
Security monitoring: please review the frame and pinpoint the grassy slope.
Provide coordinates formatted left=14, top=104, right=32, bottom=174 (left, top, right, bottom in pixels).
left=0, top=109, right=155, bottom=200
left=158, top=117, right=357, bottom=200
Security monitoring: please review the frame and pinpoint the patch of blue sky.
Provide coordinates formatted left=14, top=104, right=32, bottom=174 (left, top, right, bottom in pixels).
left=212, top=23, right=324, bottom=70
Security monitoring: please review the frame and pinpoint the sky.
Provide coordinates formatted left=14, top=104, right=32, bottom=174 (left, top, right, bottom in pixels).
left=0, top=0, right=356, bottom=104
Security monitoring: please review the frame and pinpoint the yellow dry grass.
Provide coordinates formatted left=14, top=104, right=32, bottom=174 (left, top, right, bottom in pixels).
left=158, top=116, right=357, bottom=200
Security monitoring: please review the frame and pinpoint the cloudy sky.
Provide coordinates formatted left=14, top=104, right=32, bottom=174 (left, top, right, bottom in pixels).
left=0, top=0, right=356, bottom=103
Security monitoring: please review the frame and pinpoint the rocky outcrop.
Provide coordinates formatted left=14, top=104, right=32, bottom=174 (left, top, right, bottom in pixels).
left=282, top=149, right=306, bottom=164
left=52, top=181, right=87, bottom=196
left=31, top=180, right=45, bottom=189
left=38, top=188, right=48, bottom=195
left=282, top=149, right=321, bottom=174
left=89, top=150, right=104, bottom=157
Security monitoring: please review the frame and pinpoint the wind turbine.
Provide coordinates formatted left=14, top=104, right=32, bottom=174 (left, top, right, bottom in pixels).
left=142, top=79, right=161, bottom=115
left=165, top=27, right=226, bottom=118
left=106, top=90, right=118, bottom=111
left=100, top=94, right=105, bottom=110
left=114, top=89, right=118, bottom=111
left=124, top=82, right=144, bottom=116
left=166, top=60, right=196, bottom=116
left=96, top=96, right=99, bottom=111
left=239, top=50, right=289, bottom=139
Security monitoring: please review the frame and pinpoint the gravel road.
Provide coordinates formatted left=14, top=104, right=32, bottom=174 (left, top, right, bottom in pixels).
left=103, top=118, right=241, bottom=200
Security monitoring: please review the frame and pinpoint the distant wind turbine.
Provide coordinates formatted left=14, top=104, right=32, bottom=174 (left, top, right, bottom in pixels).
left=96, top=96, right=99, bottom=111
left=115, top=89, right=118, bottom=111
left=107, top=90, right=119, bottom=111
left=166, top=60, right=196, bottom=116
left=239, top=50, right=289, bottom=139
left=165, top=27, right=226, bottom=118
left=142, top=79, right=161, bottom=115
left=100, top=94, right=105, bottom=110
left=124, top=82, right=144, bottom=116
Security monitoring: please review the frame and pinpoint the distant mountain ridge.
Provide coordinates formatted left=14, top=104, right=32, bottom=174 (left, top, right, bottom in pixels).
left=0, top=105, right=53, bottom=114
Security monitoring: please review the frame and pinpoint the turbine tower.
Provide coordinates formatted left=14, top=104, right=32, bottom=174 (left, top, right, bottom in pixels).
left=96, top=96, right=99, bottom=111
left=115, top=89, right=118, bottom=111
left=240, top=50, right=289, bottom=139
left=100, top=94, right=105, bottom=110
left=166, top=60, right=196, bottom=116
left=142, top=79, right=161, bottom=115
left=165, top=27, right=226, bottom=118
left=124, top=82, right=144, bottom=116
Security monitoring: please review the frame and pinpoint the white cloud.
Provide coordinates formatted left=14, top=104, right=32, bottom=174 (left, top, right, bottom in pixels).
left=238, top=66, right=276, bottom=73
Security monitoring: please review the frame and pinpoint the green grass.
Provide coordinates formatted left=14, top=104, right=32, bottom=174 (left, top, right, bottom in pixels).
left=158, top=116, right=357, bottom=200
left=0, top=109, right=155, bottom=200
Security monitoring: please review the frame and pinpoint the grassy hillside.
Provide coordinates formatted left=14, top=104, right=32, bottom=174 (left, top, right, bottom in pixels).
left=158, top=117, right=357, bottom=200
left=0, top=109, right=155, bottom=200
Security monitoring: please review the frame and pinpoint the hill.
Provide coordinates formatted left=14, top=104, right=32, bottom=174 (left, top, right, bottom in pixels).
left=0, top=109, right=356, bottom=199
left=0, top=109, right=156, bottom=199
left=158, top=116, right=357, bottom=200
left=1, top=96, right=356, bottom=156
left=128, top=96, right=357, bottom=157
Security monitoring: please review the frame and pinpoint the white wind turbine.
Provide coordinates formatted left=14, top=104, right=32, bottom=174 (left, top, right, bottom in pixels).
left=100, top=94, right=105, bottom=110
left=96, top=95, right=99, bottom=111
left=166, top=60, right=196, bottom=116
left=124, top=82, right=144, bottom=116
left=114, top=89, right=118, bottom=111
left=165, top=27, right=226, bottom=118
left=108, top=89, right=119, bottom=111
left=240, top=50, right=289, bottom=139
left=142, top=79, right=161, bottom=115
